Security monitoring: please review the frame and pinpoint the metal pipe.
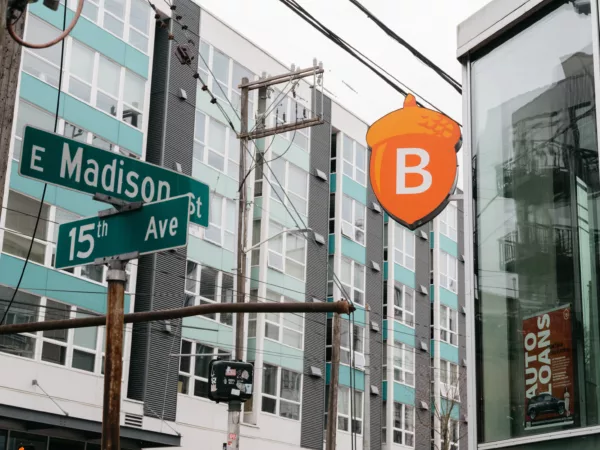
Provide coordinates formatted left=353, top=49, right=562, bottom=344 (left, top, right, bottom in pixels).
left=0, top=300, right=354, bottom=335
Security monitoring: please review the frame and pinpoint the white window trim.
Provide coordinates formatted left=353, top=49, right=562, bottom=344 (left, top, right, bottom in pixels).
left=336, top=386, right=363, bottom=434
left=341, top=195, right=366, bottom=246
left=342, top=134, right=367, bottom=186
left=267, top=221, right=307, bottom=281
left=263, top=291, right=305, bottom=350
left=440, top=251, right=458, bottom=293
left=394, top=224, right=415, bottom=271
left=388, top=402, right=415, bottom=447
left=440, top=305, right=458, bottom=347
left=178, top=339, right=231, bottom=398
left=22, top=19, right=146, bottom=133
left=388, top=284, right=415, bottom=328
left=326, top=318, right=365, bottom=370
left=269, top=160, right=309, bottom=216
left=184, top=261, right=235, bottom=326
left=393, top=342, right=415, bottom=387
left=261, top=364, right=303, bottom=421
left=440, top=360, right=461, bottom=401
left=340, top=256, right=365, bottom=306
left=440, top=204, right=458, bottom=241
left=203, top=193, right=236, bottom=251
left=193, top=112, right=240, bottom=182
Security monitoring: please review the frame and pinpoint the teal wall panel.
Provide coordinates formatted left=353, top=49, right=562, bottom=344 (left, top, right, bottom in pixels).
left=394, top=382, right=415, bottom=405
left=430, top=231, right=434, bottom=249
left=394, top=263, right=415, bottom=289
left=19, top=75, right=143, bottom=155
left=383, top=320, right=388, bottom=340
left=330, top=174, right=336, bottom=193
left=440, top=287, right=458, bottom=309
left=341, top=237, right=366, bottom=265
left=394, top=321, right=416, bottom=346
left=271, top=135, right=310, bottom=172
left=253, top=197, right=263, bottom=220
left=440, top=342, right=459, bottom=363
left=344, top=307, right=366, bottom=328
left=267, top=268, right=305, bottom=302
left=326, top=363, right=365, bottom=391
left=0, top=254, right=130, bottom=313
left=263, top=339, right=304, bottom=372
left=250, top=267, right=260, bottom=291
left=187, top=235, right=235, bottom=273
left=182, top=316, right=232, bottom=349
left=246, top=338, right=257, bottom=362
left=441, top=398, right=460, bottom=420
left=440, top=234, right=458, bottom=257
left=430, top=284, right=434, bottom=303
left=384, top=261, right=388, bottom=280
left=31, top=4, right=149, bottom=78
left=328, top=234, right=335, bottom=254
left=342, top=175, right=367, bottom=205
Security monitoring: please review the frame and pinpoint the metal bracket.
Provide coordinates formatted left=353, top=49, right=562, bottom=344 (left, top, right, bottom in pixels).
left=449, top=194, right=464, bottom=202
left=98, top=201, right=143, bottom=218
left=94, top=251, right=139, bottom=267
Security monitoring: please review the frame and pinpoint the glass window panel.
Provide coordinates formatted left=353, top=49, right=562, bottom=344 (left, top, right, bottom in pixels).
left=96, top=91, right=118, bottom=116
left=73, top=311, right=97, bottom=349
left=82, top=0, right=98, bottom=21
left=280, top=369, right=301, bottom=402
left=70, top=41, right=94, bottom=83
left=22, top=52, right=60, bottom=87
left=209, top=120, right=226, bottom=154
left=98, top=56, right=120, bottom=97
left=123, top=71, right=145, bottom=110
left=42, top=341, right=67, bottom=365
left=43, top=300, right=69, bottom=342
left=129, top=29, right=148, bottom=53
left=26, top=16, right=62, bottom=64
left=72, top=349, right=95, bottom=372
left=471, top=2, right=600, bottom=443
left=199, top=41, right=210, bottom=73
left=104, top=13, right=124, bottom=38
left=194, top=344, right=213, bottom=378
left=129, top=0, right=149, bottom=33
left=262, top=364, right=278, bottom=396
left=104, top=0, right=124, bottom=15
left=200, top=266, right=218, bottom=301
left=15, top=101, right=55, bottom=140
left=261, top=396, right=276, bottom=414
left=180, top=340, right=191, bottom=372
left=212, top=48, right=230, bottom=85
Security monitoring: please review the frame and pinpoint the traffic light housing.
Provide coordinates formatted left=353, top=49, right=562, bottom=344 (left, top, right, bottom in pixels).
left=18, top=445, right=36, bottom=450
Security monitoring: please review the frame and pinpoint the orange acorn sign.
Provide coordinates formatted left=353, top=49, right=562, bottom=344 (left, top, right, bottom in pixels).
left=366, top=94, right=462, bottom=230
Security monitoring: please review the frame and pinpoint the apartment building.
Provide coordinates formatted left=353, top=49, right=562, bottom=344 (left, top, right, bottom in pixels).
left=0, top=0, right=467, bottom=449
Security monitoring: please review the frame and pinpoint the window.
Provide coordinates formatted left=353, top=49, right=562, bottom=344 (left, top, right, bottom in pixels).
left=342, top=134, right=367, bottom=185
left=13, top=100, right=55, bottom=161
left=440, top=305, right=458, bottom=346
left=128, top=0, right=150, bottom=52
left=178, top=339, right=231, bottom=397
left=290, top=99, right=309, bottom=151
left=447, top=419, right=460, bottom=450
left=395, top=224, right=415, bottom=270
left=263, top=290, right=304, bottom=349
left=325, top=386, right=363, bottom=434
left=269, top=159, right=309, bottom=215
left=340, top=257, right=365, bottom=305
left=440, top=252, right=458, bottom=293
left=440, top=360, right=459, bottom=386
left=3, top=190, right=51, bottom=265
left=392, top=342, right=415, bottom=386
left=0, top=287, right=39, bottom=359
left=97, top=56, right=120, bottom=117
left=382, top=402, right=414, bottom=447
left=68, top=41, right=94, bottom=102
left=123, top=71, right=145, bottom=129
left=386, top=284, right=414, bottom=326
left=341, top=195, right=366, bottom=245
left=204, top=193, right=236, bottom=251
left=262, top=364, right=302, bottom=420
left=22, top=16, right=64, bottom=88
left=267, top=221, right=306, bottom=281
left=232, top=61, right=254, bottom=113
left=193, top=113, right=240, bottom=181
left=62, top=121, right=116, bottom=153
left=326, top=318, right=365, bottom=368
left=185, top=261, right=234, bottom=326
left=440, top=204, right=458, bottom=241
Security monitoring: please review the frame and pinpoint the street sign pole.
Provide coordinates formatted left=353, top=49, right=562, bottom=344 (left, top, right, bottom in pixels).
left=102, top=258, right=127, bottom=450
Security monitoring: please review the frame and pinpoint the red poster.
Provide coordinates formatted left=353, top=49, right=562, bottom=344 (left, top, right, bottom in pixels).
left=523, top=305, right=574, bottom=430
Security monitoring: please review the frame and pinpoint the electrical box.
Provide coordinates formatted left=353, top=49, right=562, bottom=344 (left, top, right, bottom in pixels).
left=208, top=360, right=254, bottom=403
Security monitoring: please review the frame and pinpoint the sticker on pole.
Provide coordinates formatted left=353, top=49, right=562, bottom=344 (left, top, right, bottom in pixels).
left=366, top=94, right=462, bottom=230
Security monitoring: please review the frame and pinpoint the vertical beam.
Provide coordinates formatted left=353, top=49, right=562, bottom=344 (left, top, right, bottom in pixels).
left=433, top=218, right=442, bottom=450
left=102, top=260, right=127, bottom=450
left=363, top=304, right=371, bottom=450
left=326, top=312, right=341, bottom=450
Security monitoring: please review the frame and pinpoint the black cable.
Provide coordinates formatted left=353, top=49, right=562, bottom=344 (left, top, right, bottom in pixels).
left=345, top=0, right=462, bottom=93
left=0, top=5, right=68, bottom=325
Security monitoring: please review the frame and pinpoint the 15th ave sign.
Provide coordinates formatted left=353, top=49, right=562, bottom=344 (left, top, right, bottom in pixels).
left=19, top=126, right=210, bottom=227
left=55, top=195, right=190, bottom=269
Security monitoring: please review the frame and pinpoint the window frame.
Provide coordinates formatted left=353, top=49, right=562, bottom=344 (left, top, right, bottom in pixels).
left=261, top=364, right=303, bottom=421
left=440, top=204, right=458, bottom=241
left=386, top=283, right=415, bottom=327
left=329, top=386, right=363, bottom=434
left=177, top=339, right=231, bottom=398
left=262, top=290, right=304, bottom=350
left=392, top=342, right=415, bottom=387
left=341, top=134, right=367, bottom=186
left=269, top=159, right=310, bottom=216
left=326, top=318, right=365, bottom=370
left=390, top=402, right=415, bottom=447
left=339, top=256, right=365, bottom=306
left=184, top=261, right=235, bottom=326
left=440, top=305, right=458, bottom=347
left=440, top=251, right=459, bottom=293
left=203, top=193, right=236, bottom=251
left=394, top=224, right=415, bottom=271
left=341, top=195, right=366, bottom=246
left=266, top=220, right=307, bottom=281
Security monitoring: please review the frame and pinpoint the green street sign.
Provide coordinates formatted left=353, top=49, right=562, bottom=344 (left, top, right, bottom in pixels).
left=19, top=126, right=209, bottom=227
left=55, top=195, right=190, bottom=269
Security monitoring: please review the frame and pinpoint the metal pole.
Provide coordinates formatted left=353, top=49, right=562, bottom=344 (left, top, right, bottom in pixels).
left=326, top=311, right=341, bottom=450
left=235, top=76, right=249, bottom=360
left=433, top=219, right=442, bottom=450
left=102, top=260, right=127, bottom=450
left=363, top=304, right=370, bottom=450
left=227, top=401, right=241, bottom=450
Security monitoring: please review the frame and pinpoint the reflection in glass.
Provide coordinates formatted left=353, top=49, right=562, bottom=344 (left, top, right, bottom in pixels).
left=471, top=1, right=600, bottom=442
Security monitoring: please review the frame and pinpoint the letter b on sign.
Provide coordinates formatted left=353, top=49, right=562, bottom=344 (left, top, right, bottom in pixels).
left=396, top=148, right=432, bottom=195
left=367, top=94, right=461, bottom=230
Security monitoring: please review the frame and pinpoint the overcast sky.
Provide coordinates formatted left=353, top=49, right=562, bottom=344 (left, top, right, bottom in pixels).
left=193, top=0, right=493, bottom=125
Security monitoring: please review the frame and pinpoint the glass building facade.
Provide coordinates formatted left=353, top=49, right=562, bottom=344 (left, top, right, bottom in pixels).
left=459, top=0, right=600, bottom=449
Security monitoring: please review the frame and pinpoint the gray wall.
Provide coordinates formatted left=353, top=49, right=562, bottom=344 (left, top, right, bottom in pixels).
left=414, top=223, right=433, bottom=450
left=300, top=91, right=331, bottom=449
left=127, top=0, right=200, bottom=422
left=366, top=152, right=384, bottom=450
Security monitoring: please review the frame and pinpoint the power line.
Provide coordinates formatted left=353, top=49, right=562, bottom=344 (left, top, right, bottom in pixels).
left=345, top=0, right=462, bottom=93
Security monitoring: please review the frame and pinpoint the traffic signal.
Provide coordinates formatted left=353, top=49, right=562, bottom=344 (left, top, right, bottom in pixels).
left=18, top=445, right=36, bottom=450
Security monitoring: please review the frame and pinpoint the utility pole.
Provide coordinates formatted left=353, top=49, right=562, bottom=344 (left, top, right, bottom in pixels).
left=326, top=311, right=341, bottom=450
left=102, top=260, right=127, bottom=450
left=363, top=304, right=370, bottom=450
